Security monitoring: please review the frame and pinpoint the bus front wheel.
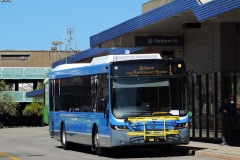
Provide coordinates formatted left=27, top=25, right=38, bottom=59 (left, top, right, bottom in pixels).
left=93, top=128, right=105, bottom=156
left=61, top=124, right=69, bottom=150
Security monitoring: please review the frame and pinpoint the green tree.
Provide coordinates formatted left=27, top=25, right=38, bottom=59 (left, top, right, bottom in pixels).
left=22, top=82, right=44, bottom=117
left=0, top=80, right=19, bottom=116
left=22, top=98, right=43, bottom=116
left=36, top=82, right=43, bottom=90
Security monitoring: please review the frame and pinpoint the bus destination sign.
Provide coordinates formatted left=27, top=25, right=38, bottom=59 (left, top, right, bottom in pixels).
left=126, top=65, right=169, bottom=76
left=112, top=60, right=185, bottom=77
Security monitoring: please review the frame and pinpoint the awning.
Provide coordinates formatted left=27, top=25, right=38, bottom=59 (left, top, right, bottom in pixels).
left=26, top=89, right=44, bottom=98
left=90, top=0, right=240, bottom=47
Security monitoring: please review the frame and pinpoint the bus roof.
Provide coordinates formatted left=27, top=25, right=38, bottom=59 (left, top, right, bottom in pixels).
left=52, top=63, right=89, bottom=72
left=50, top=54, right=183, bottom=79
left=91, top=54, right=161, bottom=65
left=52, top=54, right=161, bottom=72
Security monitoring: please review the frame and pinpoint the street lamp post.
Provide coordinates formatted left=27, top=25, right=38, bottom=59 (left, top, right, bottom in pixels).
left=20, top=56, right=26, bottom=67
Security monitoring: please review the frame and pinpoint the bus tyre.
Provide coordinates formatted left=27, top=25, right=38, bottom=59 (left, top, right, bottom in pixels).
left=61, top=124, right=69, bottom=150
left=93, top=128, right=105, bottom=156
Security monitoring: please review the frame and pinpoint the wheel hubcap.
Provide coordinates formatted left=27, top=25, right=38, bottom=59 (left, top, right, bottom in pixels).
left=62, top=130, right=66, bottom=144
left=94, top=133, right=99, bottom=149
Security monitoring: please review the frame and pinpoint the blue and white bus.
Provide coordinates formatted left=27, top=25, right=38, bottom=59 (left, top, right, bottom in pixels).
left=48, top=54, right=190, bottom=156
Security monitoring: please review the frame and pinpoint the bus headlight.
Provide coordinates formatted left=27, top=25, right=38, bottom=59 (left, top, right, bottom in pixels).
left=111, top=125, right=129, bottom=131
left=175, top=123, right=189, bottom=129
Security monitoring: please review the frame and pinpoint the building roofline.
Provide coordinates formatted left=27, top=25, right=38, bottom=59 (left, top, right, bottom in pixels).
left=90, top=0, right=240, bottom=47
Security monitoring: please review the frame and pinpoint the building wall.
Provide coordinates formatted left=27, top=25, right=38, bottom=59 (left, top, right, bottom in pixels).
left=184, top=22, right=221, bottom=74
left=221, top=22, right=240, bottom=72
left=184, top=22, right=240, bottom=140
left=184, top=22, right=240, bottom=74
left=0, top=50, right=72, bottom=67
left=142, top=0, right=173, bottom=13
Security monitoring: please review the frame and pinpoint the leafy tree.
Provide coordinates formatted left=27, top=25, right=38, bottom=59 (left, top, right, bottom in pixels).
left=22, top=99, right=43, bottom=116
left=36, top=82, right=43, bottom=90
left=22, top=82, right=44, bottom=117
left=0, top=80, right=19, bottom=116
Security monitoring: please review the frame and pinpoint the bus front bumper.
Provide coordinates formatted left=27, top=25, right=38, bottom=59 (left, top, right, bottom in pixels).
left=110, top=127, right=189, bottom=147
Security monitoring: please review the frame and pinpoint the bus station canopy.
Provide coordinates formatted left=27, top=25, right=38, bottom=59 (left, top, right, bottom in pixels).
left=90, top=0, right=240, bottom=48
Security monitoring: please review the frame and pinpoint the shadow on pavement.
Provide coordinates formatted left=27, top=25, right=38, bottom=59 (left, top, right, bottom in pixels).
left=56, top=143, right=207, bottom=158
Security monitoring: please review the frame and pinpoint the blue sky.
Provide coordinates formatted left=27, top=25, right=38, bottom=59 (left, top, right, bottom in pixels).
left=0, top=0, right=148, bottom=51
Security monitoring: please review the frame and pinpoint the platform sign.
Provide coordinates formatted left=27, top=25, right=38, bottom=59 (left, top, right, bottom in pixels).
left=135, top=36, right=184, bottom=46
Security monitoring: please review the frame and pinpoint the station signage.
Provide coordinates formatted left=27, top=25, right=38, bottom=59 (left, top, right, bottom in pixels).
left=135, top=35, right=184, bottom=46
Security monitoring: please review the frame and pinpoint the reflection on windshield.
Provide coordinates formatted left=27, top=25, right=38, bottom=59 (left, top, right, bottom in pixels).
left=112, top=77, right=186, bottom=119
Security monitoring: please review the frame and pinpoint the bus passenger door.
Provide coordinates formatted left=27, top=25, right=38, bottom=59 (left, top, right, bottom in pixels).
left=98, top=97, right=110, bottom=142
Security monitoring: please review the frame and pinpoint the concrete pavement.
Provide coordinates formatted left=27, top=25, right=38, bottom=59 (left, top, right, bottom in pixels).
left=185, top=141, right=240, bottom=160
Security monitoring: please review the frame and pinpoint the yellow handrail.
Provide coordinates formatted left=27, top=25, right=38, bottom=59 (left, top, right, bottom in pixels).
left=127, top=112, right=179, bottom=141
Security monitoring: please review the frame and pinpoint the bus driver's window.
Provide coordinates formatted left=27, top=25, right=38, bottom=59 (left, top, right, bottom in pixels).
left=116, top=94, right=129, bottom=107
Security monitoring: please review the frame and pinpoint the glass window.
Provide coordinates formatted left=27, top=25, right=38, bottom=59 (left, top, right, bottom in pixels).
left=208, top=73, right=214, bottom=138
left=112, top=77, right=186, bottom=119
left=217, top=72, right=222, bottom=138
left=55, top=79, right=61, bottom=111
left=201, top=75, right=207, bottom=137
left=58, top=76, right=92, bottom=112
left=235, top=75, right=240, bottom=129
left=194, top=77, right=200, bottom=137
left=49, top=80, right=54, bottom=111
left=91, top=74, right=108, bottom=112
left=44, top=83, right=49, bottom=110
left=208, top=74, right=214, bottom=116
left=186, top=77, right=193, bottom=136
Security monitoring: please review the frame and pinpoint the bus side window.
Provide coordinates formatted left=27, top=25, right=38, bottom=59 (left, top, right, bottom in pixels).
left=99, top=98, right=107, bottom=111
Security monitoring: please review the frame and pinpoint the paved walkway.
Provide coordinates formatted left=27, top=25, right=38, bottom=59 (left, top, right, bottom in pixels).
left=185, top=141, right=240, bottom=160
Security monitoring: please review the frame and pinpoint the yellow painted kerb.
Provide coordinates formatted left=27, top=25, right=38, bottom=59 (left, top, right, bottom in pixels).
left=0, top=152, right=20, bottom=160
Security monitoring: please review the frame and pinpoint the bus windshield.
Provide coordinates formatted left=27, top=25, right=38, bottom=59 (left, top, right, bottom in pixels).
left=112, top=77, right=186, bottom=119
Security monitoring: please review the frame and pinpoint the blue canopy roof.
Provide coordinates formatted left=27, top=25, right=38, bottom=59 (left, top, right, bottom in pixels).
left=26, top=89, right=44, bottom=98
left=90, top=0, right=240, bottom=47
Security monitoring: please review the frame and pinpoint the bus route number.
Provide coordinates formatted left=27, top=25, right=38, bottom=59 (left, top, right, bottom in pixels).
left=179, top=110, right=187, bottom=116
